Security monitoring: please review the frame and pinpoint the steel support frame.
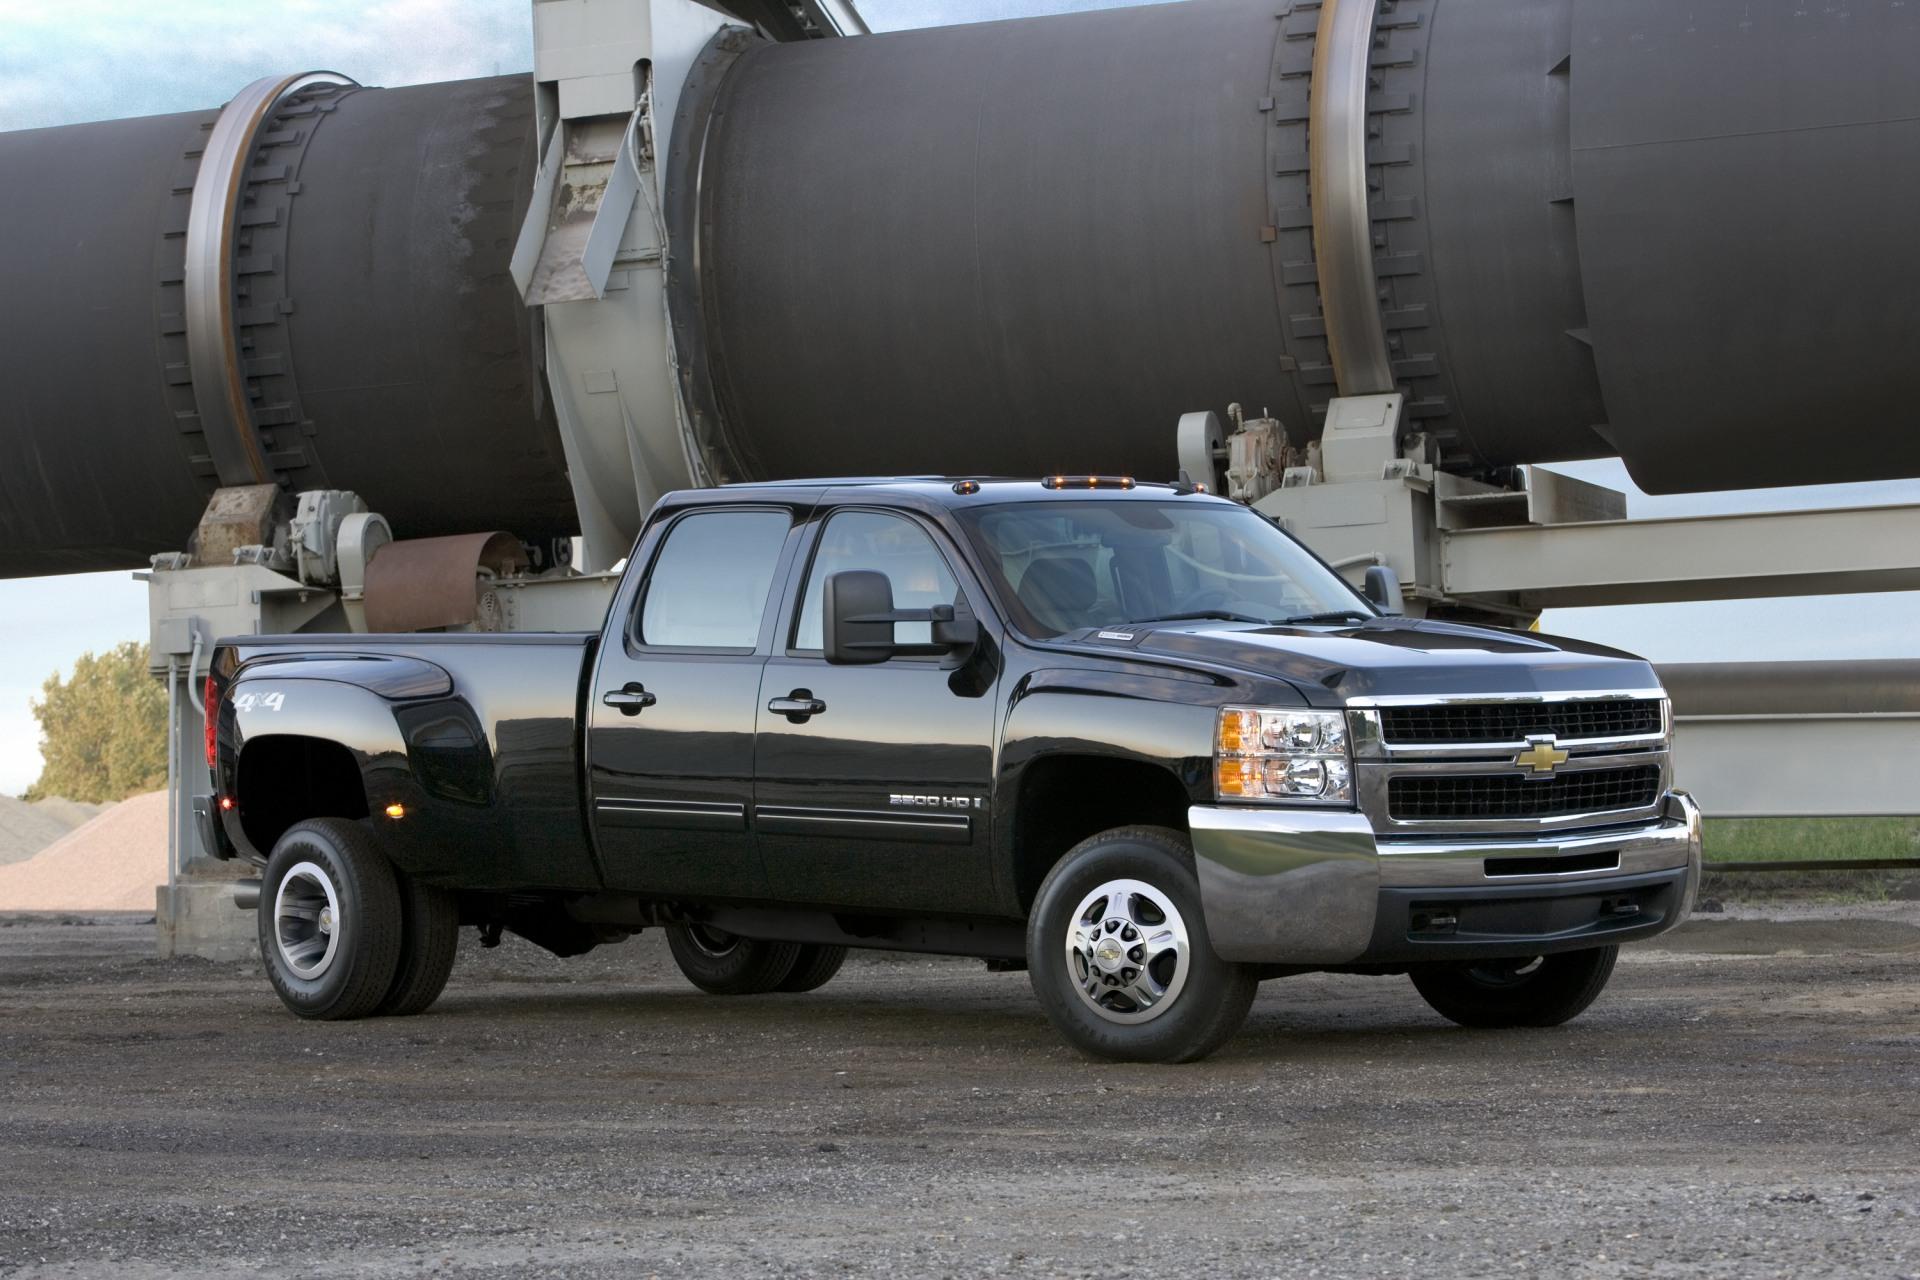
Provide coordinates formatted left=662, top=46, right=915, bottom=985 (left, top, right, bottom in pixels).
left=1253, top=404, right=1920, bottom=818
left=1260, top=451, right=1920, bottom=617
left=510, top=0, right=746, bottom=570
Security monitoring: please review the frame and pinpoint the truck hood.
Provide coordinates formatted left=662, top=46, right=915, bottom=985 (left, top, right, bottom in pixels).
left=1113, top=617, right=1660, bottom=706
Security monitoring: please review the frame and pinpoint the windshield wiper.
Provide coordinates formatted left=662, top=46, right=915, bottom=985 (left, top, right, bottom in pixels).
left=1126, top=610, right=1275, bottom=626
left=1276, top=610, right=1375, bottom=626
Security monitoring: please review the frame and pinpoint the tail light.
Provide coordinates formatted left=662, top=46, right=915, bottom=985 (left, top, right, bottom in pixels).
left=204, top=674, right=219, bottom=769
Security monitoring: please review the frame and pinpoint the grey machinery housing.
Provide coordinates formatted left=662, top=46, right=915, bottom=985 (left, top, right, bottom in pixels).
left=4, top=0, right=1919, bottom=577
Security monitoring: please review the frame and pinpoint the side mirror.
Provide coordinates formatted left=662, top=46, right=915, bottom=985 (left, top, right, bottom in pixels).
left=825, top=570, right=981, bottom=665
left=825, top=570, right=897, bottom=665
left=1362, top=564, right=1405, bottom=615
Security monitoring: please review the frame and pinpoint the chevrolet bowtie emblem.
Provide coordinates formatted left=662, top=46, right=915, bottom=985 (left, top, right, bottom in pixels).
left=1514, top=737, right=1570, bottom=775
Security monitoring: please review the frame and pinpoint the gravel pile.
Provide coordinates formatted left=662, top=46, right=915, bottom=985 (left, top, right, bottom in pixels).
left=0, top=795, right=105, bottom=867
left=0, top=790, right=165, bottom=911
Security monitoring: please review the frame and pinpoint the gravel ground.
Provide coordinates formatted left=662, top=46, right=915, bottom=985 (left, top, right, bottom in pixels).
left=1, top=909, right=1917, bottom=1279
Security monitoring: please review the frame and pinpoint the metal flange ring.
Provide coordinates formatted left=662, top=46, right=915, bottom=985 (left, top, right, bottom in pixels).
left=183, top=71, right=356, bottom=487
left=1308, top=0, right=1394, bottom=397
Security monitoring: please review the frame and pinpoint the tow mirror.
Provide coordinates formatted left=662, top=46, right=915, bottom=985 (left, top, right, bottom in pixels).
left=1362, top=564, right=1405, bottom=615
left=825, top=570, right=980, bottom=665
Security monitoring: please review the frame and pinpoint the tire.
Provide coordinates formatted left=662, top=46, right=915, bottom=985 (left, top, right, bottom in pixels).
left=775, top=943, right=849, bottom=993
left=663, top=923, right=802, bottom=995
left=1409, top=945, right=1619, bottom=1029
left=1026, top=826, right=1257, bottom=1064
left=375, top=873, right=460, bottom=1016
left=258, top=818, right=404, bottom=1021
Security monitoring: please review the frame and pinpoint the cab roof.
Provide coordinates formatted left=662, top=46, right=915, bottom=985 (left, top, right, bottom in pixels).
left=704, top=476, right=1217, bottom=508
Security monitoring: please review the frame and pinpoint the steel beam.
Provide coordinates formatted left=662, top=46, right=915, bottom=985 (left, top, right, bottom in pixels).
left=1661, top=660, right=1920, bottom=818
left=1442, top=503, right=1920, bottom=608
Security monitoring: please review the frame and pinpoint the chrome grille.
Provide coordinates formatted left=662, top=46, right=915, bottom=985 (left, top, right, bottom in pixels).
left=1379, top=699, right=1662, bottom=745
left=1387, top=765, right=1662, bottom=822
left=1353, top=691, right=1672, bottom=833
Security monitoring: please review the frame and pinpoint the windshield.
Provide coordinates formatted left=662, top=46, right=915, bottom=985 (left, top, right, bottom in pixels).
left=955, top=499, right=1372, bottom=638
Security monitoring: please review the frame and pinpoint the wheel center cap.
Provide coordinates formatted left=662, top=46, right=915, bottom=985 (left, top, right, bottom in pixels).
left=1092, top=935, right=1127, bottom=973
left=318, top=907, right=334, bottom=935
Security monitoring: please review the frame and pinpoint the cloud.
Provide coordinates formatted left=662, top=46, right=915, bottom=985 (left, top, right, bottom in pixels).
left=0, top=705, right=45, bottom=798
left=0, top=0, right=1179, bottom=131
left=859, top=0, right=1171, bottom=30
left=0, top=0, right=533, bottom=130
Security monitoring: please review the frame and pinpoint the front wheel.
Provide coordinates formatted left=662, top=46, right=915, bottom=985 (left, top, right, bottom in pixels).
left=1409, top=945, right=1619, bottom=1028
left=1026, top=826, right=1257, bottom=1064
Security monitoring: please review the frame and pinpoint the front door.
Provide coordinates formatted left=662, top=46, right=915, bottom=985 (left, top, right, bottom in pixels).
left=587, top=505, right=799, bottom=896
left=753, top=507, right=1001, bottom=915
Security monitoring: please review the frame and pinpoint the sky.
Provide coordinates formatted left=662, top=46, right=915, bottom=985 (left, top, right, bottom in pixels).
left=1, top=0, right=1916, bottom=794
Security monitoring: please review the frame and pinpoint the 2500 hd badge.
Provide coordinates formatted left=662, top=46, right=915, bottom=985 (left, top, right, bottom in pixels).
left=889, top=793, right=984, bottom=810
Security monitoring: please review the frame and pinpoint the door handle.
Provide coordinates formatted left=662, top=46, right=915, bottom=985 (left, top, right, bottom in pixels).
left=768, top=691, right=826, bottom=722
left=603, top=683, right=657, bottom=716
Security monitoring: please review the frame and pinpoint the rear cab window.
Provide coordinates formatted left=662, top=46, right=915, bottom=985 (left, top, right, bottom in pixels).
left=637, top=509, right=793, bottom=650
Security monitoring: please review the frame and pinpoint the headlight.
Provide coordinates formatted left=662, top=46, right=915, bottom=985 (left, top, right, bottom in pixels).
left=1215, top=707, right=1354, bottom=805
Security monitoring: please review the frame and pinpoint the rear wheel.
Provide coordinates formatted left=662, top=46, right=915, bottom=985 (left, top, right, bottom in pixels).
left=376, top=873, right=460, bottom=1016
left=258, top=818, right=403, bottom=1021
left=1409, top=945, right=1619, bottom=1028
left=1026, top=826, right=1257, bottom=1063
left=775, top=943, right=849, bottom=993
left=663, top=923, right=802, bottom=995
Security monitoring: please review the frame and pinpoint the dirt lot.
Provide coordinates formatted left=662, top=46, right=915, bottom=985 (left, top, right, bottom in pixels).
left=2, top=907, right=1917, bottom=1279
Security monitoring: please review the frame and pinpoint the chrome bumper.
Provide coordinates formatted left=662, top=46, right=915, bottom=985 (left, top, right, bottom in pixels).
left=1189, top=791, right=1703, bottom=965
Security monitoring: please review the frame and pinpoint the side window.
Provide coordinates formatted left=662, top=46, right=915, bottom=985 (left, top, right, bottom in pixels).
left=638, top=510, right=790, bottom=649
left=794, top=510, right=960, bottom=651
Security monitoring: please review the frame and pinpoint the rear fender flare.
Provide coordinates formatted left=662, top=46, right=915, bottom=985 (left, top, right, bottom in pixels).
left=219, top=673, right=418, bottom=858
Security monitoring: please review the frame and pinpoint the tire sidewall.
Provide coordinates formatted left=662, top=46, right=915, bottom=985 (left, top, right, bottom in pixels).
left=775, top=943, right=849, bottom=994
left=1410, top=945, right=1618, bottom=1028
left=1027, top=827, right=1251, bottom=1063
left=258, top=820, right=398, bottom=1019
left=377, top=873, right=460, bottom=1017
left=664, top=925, right=800, bottom=995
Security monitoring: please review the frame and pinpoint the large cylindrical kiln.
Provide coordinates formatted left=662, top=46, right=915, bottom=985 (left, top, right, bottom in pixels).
left=4, top=0, right=1919, bottom=577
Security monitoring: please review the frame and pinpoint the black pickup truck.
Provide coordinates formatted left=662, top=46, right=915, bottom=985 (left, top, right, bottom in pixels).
left=206, top=477, right=1700, bottom=1062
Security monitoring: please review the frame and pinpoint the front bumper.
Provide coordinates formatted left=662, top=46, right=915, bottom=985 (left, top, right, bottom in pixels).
left=1189, top=791, right=1702, bottom=965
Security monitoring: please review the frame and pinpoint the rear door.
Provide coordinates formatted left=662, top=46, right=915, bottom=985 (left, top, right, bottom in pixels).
left=586, top=503, right=803, bottom=896
left=752, top=505, right=1002, bottom=915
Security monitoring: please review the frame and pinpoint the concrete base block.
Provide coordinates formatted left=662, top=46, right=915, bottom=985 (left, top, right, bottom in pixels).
left=156, top=877, right=257, bottom=963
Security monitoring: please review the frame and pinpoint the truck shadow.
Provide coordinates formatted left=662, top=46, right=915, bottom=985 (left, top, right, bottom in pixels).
left=403, top=980, right=1680, bottom=1069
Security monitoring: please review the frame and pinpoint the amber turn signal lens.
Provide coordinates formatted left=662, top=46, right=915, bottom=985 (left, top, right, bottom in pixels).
left=1215, top=758, right=1261, bottom=797
left=1216, top=709, right=1261, bottom=755
left=384, top=803, right=407, bottom=820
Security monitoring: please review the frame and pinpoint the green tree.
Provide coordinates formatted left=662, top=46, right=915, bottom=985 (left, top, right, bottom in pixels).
left=24, top=642, right=169, bottom=804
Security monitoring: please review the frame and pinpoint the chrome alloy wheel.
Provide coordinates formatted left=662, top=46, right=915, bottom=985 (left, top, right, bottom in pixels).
left=1064, top=878, right=1191, bottom=1024
left=682, top=923, right=742, bottom=959
left=273, top=860, right=342, bottom=980
left=1464, top=956, right=1546, bottom=987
